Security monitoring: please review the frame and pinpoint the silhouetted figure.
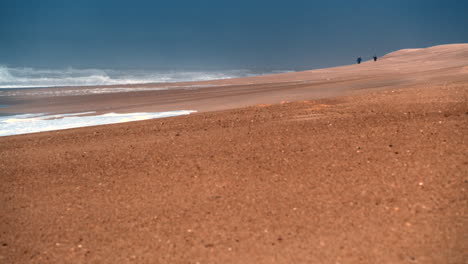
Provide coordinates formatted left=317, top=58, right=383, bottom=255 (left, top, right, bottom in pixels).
left=373, top=55, right=378, bottom=62
left=357, top=57, right=362, bottom=64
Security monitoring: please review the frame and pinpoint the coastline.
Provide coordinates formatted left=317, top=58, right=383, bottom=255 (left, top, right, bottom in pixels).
left=0, top=44, right=467, bottom=262
left=2, top=44, right=467, bottom=118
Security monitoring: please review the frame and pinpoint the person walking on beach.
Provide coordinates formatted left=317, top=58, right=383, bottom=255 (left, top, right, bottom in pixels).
left=357, top=57, right=362, bottom=64
left=373, top=55, right=378, bottom=62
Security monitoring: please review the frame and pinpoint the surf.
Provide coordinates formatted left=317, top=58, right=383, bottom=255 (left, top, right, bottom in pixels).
left=0, top=66, right=291, bottom=89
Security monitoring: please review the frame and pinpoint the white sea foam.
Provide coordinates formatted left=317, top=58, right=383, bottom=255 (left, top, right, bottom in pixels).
left=0, top=110, right=196, bottom=136
left=0, top=66, right=291, bottom=89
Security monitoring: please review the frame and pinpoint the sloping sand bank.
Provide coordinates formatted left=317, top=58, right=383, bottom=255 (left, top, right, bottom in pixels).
left=0, top=45, right=467, bottom=263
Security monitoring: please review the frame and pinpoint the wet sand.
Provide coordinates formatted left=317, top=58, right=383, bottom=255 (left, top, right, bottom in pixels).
left=0, top=44, right=467, bottom=263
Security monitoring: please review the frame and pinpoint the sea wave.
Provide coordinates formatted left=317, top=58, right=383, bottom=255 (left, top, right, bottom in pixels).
left=0, top=66, right=291, bottom=89
left=0, top=110, right=196, bottom=136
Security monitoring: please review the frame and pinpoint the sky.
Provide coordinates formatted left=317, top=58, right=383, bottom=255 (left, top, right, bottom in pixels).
left=1, top=0, right=467, bottom=70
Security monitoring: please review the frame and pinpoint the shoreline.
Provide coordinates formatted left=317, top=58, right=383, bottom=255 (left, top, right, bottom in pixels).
left=1, top=45, right=467, bottom=119
left=0, top=44, right=467, bottom=262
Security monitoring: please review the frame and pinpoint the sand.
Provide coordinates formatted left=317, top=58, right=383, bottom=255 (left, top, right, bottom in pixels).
left=0, top=44, right=467, bottom=263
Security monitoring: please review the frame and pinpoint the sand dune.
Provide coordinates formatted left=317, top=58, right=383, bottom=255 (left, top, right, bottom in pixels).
left=0, top=44, right=467, bottom=263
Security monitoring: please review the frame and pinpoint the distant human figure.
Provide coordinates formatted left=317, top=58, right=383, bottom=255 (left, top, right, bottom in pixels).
left=357, top=57, right=362, bottom=64
left=373, top=55, right=378, bottom=62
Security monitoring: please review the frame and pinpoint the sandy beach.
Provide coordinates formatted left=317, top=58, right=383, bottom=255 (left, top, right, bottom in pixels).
left=1, top=44, right=467, bottom=263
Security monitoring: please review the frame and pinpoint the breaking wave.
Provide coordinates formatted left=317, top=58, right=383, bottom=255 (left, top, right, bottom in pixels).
left=0, top=66, right=291, bottom=89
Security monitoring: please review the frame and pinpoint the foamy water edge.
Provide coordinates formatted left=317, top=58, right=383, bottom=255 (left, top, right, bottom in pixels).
left=0, top=110, right=196, bottom=137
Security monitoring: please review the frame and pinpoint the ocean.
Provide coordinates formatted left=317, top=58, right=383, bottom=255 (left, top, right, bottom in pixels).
left=0, top=66, right=291, bottom=136
left=0, top=66, right=289, bottom=89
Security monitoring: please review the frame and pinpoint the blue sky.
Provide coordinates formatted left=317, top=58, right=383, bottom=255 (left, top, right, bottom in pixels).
left=1, top=0, right=467, bottom=69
